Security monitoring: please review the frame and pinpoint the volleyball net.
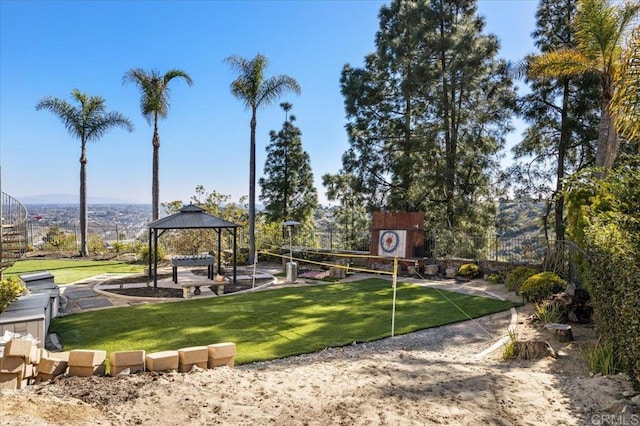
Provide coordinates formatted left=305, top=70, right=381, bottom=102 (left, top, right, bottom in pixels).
left=256, top=248, right=501, bottom=341
left=257, top=249, right=401, bottom=336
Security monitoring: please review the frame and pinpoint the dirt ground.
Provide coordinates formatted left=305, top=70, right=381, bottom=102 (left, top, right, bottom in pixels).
left=2, top=304, right=639, bottom=426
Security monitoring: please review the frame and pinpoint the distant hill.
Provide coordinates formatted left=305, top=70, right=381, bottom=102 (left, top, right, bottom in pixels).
left=18, top=194, right=147, bottom=204
left=496, top=199, right=548, bottom=238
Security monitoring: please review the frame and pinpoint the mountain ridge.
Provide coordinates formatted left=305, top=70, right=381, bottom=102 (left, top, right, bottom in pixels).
left=18, top=193, right=147, bottom=204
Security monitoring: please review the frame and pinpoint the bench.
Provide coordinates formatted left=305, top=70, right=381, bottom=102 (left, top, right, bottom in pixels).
left=180, top=279, right=226, bottom=298
left=171, top=255, right=214, bottom=283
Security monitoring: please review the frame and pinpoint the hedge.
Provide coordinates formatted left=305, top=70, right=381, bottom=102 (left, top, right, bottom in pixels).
left=585, top=220, right=640, bottom=389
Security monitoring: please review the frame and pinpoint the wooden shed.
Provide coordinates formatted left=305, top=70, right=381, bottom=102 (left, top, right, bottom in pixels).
left=370, top=212, right=425, bottom=270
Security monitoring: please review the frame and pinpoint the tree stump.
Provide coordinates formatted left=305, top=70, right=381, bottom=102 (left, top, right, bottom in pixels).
left=544, top=323, right=574, bottom=342
left=516, top=341, right=557, bottom=360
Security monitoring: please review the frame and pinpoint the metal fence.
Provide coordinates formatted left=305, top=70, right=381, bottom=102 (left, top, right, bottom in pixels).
left=28, top=221, right=564, bottom=263
left=425, top=233, right=555, bottom=264
left=28, top=222, right=370, bottom=253
left=1, top=191, right=29, bottom=261
left=27, top=221, right=584, bottom=284
left=29, top=222, right=145, bottom=250
left=426, top=233, right=585, bottom=284
left=290, top=229, right=370, bottom=252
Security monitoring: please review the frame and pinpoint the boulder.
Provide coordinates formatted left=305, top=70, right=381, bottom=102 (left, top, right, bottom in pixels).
left=445, top=267, right=458, bottom=279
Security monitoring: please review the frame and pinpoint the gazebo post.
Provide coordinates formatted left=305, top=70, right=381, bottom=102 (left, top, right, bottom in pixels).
left=233, top=227, right=237, bottom=284
left=217, top=228, right=222, bottom=276
left=148, top=229, right=153, bottom=280
left=153, top=229, right=159, bottom=289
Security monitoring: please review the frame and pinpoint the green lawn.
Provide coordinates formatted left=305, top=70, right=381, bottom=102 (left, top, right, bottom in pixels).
left=50, top=278, right=514, bottom=365
left=4, top=259, right=144, bottom=284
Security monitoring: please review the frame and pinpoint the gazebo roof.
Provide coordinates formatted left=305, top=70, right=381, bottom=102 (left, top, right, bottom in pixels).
left=148, top=204, right=240, bottom=230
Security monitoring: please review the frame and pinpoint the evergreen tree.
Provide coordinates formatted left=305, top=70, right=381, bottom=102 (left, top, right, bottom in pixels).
left=511, top=0, right=600, bottom=241
left=322, top=172, right=370, bottom=250
left=339, top=0, right=516, bottom=232
left=259, top=103, right=318, bottom=227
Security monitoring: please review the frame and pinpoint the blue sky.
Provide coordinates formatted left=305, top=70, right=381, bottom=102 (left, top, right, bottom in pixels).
left=0, top=0, right=538, bottom=206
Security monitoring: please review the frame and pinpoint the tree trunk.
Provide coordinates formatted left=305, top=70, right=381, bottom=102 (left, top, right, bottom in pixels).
left=403, top=96, right=412, bottom=212
left=438, top=4, right=455, bottom=230
left=79, top=141, right=88, bottom=257
left=555, top=80, right=570, bottom=242
left=248, top=109, right=257, bottom=265
left=152, top=119, right=160, bottom=221
left=595, top=84, right=619, bottom=169
left=284, top=123, right=289, bottom=221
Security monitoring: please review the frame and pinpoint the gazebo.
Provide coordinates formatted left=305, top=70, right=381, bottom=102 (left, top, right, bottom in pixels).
left=147, top=204, right=240, bottom=289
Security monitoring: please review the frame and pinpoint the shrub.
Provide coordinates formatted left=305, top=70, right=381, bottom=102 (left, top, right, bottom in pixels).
left=502, top=329, right=518, bottom=360
left=457, top=263, right=481, bottom=279
left=0, top=276, right=25, bottom=313
left=87, top=234, right=106, bottom=255
left=122, top=241, right=143, bottom=254
left=519, top=272, right=566, bottom=302
left=584, top=340, right=619, bottom=375
left=505, top=266, right=538, bottom=293
left=233, top=249, right=250, bottom=266
left=111, top=241, right=124, bottom=257
left=534, top=300, right=565, bottom=324
left=139, top=245, right=166, bottom=263
left=487, top=272, right=504, bottom=284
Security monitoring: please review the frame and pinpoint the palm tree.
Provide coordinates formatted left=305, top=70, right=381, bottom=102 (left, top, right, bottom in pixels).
left=225, top=54, right=301, bottom=264
left=36, top=89, right=133, bottom=257
left=528, top=0, right=639, bottom=169
left=123, top=68, right=193, bottom=220
left=611, top=27, right=640, bottom=142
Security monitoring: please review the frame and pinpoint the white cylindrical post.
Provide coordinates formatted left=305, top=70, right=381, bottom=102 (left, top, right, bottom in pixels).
left=252, top=250, right=258, bottom=291
left=391, top=256, right=398, bottom=337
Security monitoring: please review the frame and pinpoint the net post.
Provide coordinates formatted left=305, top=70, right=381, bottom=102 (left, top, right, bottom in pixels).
left=391, top=256, right=398, bottom=337
left=252, top=250, right=258, bottom=291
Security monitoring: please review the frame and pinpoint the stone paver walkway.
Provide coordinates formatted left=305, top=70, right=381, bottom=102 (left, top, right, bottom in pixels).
left=58, top=267, right=281, bottom=315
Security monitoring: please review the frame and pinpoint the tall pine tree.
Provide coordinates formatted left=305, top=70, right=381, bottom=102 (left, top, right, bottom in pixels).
left=511, top=0, right=600, bottom=241
left=322, top=172, right=370, bottom=250
left=259, top=103, right=318, bottom=227
left=339, top=0, right=515, bottom=232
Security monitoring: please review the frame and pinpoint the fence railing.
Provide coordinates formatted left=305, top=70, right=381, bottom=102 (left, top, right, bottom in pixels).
left=426, top=233, right=585, bottom=285
left=28, top=222, right=371, bottom=253
left=425, top=234, right=556, bottom=264
left=29, top=222, right=146, bottom=250
left=27, top=222, right=584, bottom=284
left=1, top=191, right=29, bottom=263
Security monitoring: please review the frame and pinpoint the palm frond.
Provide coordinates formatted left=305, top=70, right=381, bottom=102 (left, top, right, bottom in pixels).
left=256, top=75, right=301, bottom=109
left=86, top=112, right=134, bottom=142
left=123, top=68, right=191, bottom=124
left=575, top=0, right=619, bottom=60
left=574, top=0, right=640, bottom=75
left=36, top=89, right=132, bottom=143
left=528, top=49, right=597, bottom=79
left=225, top=53, right=280, bottom=109
left=35, top=96, right=82, bottom=140
left=611, top=27, right=640, bottom=140
left=163, top=69, right=194, bottom=86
